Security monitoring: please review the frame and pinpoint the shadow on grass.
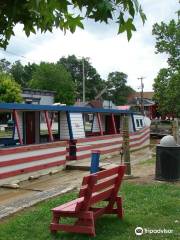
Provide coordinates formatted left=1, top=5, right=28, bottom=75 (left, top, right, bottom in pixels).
left=50, top=216, right=131, bottom=240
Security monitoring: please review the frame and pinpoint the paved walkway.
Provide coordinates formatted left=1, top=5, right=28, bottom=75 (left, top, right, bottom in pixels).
left=0, top=148, right=152, bottom=220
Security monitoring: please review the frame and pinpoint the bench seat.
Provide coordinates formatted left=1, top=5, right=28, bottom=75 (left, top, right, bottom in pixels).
left=52, top=197, right=84, bottom=213
left=50, top=165, right=126, bottom=237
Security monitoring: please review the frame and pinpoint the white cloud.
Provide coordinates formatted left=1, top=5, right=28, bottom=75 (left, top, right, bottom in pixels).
left=1, top=0, right=179, bottom=92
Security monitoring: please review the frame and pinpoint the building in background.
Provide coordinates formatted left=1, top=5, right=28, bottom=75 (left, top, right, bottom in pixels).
left=128, top=91, right=156, bottom=119
left=22, top=88, right=55, bottom=105
left=0, top=89, right=55, bottom=131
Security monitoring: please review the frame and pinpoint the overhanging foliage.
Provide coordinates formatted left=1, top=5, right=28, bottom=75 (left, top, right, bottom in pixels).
left=0, top=0, right=146, bottom=48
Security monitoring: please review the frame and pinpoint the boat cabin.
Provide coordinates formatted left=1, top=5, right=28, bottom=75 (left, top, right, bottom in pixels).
left=0, top=103, right=147, bottom=146
left=0, top=103, right=150, bottom=185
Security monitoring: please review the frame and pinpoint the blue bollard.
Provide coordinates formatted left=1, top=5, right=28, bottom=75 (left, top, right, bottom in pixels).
left=90, top=150, right=101, bottom=174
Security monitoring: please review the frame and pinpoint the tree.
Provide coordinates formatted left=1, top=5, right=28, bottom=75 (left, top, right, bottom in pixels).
left=0, top=58, right=11, bottom=73
left=0, top=0, right=146, bottom=49
left=0, top=72, right=22, bottom=103
left=152, top=13, right=180, bottom=117
left=153, top=18, right=180, bottom=71
left=153, top=68, right=170, bottom=115
left=30, top=62, right=76, bottom=105
left=105, top=71, right=134, bottom=105
left=58, top=55, right=105, bottom=101
left=10, top=61, right=37, bottom=87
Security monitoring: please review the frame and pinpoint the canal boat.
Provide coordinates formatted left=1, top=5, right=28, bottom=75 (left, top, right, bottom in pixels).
left=0, top=103, right=150, bottom=185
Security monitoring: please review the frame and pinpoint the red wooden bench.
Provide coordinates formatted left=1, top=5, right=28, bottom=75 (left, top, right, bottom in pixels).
left=50, top=165, right=126, bottom=236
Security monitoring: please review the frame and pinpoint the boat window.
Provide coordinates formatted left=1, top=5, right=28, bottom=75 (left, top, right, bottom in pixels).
left=140, top=119, right=143, bottom=127
left=0, top=112, right=14, bottom=145
left=51, top=112, right=59, bottom=139
left=83, top=113, right=93, bottom=136
left=40, top=111, right=59, bottom=142
left=136, top=119, right=140, bottom=127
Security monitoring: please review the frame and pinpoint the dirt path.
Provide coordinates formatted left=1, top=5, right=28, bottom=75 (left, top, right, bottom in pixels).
left=129, top=161, right=155, bottom=184
left=0, top=170, right=88, bottom=219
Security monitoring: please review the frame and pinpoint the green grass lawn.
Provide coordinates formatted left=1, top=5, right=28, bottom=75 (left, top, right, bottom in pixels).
left=0, top=182, right=179, bottom=240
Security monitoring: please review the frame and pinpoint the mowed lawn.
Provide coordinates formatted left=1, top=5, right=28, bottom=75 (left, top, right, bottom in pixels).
left=0, top=182, right=179, bottom=240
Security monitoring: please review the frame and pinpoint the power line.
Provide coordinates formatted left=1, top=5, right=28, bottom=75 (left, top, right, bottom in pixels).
left=0, top=48, right=39, bottom=64
left=0, top=48, right=26, bottom=59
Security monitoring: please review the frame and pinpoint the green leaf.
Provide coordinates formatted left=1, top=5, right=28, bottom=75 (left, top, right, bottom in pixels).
left=65, top=14, right=84, bottom=33
left=118, top=24, right=126, bottom=34
left=132, top=0, right=139, bottom=12
left=35, top=0, right=41, bottom=8
left=127, top=29, right=132, bottom=41
left=0, top=0, right=146, bottom=48
left=139, top=5, right=147, bottom=25
left=118, top=18, right=136, bottom=40
left=128, top=0, right=135, bottom=18
left=23, top=25, right=31, bottom=37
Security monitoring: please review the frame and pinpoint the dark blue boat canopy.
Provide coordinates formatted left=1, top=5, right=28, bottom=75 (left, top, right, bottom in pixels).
left=0, top=103, right=135, bottom=114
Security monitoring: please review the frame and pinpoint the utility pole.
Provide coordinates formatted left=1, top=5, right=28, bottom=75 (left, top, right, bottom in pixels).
left=82, top=58, right=85, bottom=103
left=138, top=77, right=145, bottom=115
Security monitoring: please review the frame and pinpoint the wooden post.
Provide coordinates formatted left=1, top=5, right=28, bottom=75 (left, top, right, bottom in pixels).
left=44, top=111, right=54, bottom=142
left=122, top=115, right=131, bottom=175
left=111, top=114, right=117, bottom=134
left=177, top=119, right=180, bottom=145
left=155, top=120, right=158, bottom=133
left=172, top=118, right=180, bottom=144
left=50, top=112, right=55, bottom=128
left=13, top=110, right=23, bottom=145
left=97, top=113, right=103, bottom=135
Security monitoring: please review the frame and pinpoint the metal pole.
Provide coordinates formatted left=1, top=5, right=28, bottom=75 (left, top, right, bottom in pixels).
left=138, top=77, right=144, bottom=115
left=82, top=58, right=85, bottom=102
left=90, top=150, right=101, bottom=173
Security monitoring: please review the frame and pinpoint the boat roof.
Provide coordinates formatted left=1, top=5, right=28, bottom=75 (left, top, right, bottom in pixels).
left=0, top=103, right=135, bottom=114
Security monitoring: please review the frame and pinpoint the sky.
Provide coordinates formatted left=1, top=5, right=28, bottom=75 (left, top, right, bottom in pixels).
left=0, top=0, right=179, bottom=92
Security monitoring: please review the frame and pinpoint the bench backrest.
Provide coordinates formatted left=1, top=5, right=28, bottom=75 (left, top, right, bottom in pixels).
left=77, top=165, right=126, bottom=212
